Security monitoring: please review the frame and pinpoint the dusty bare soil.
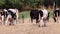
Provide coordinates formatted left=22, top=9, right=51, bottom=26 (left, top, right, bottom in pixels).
left=0, top=18, right=60, bottom=34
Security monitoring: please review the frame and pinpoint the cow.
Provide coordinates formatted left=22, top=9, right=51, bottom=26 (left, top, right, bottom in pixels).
left=0, top=9, right=19, bottom=25
left=8, top=9, right=19, bottom=22
left=30, top=8, right=49, bottom=27
left=6, top=9, right=18, bottom=25
left=53, top=8, right=60, bottom=23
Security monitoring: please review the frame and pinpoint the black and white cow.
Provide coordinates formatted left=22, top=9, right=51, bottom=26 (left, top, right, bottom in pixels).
left=1, top=9, right=18, bottom=25
left=53, top=8, right=60, bottom=23
left=30, top=8, right=49, bottom=27
left=6, top=9, right=18, bottom=25
left=0, top=9, right=18, bottom=25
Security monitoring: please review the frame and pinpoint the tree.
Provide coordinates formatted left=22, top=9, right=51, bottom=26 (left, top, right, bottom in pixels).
left=0, top=0, right=5, bottom=9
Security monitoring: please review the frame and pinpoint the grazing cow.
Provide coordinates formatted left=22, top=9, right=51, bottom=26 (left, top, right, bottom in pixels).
left=0, top=9, right=18, bottom=25
left=6, top=9, right=18, bottom=25
left=8, top=9, right=19, bottom=21
left=30, top=8, right=49, bottom=27
left=30, top=9, right=39, bottom=24
left=53, top=8, right=60, bottom=23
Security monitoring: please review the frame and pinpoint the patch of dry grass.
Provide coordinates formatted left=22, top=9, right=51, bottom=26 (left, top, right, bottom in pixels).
left=0, top=18, right=60, bottom=34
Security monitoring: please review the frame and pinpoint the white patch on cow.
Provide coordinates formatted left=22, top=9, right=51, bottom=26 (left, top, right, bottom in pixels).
left=43, top=9, right=48, bottom=18
left=0, top=15, right=4, bottom=25
left=8, top=9, right=17, bottom=13
left=0, top=19, right=1, bottom=23
left=56, top=8, right=59, bottom=10
left=15, top=9, right=19, bottom=24
left=4, top=9, right=8, bottom=12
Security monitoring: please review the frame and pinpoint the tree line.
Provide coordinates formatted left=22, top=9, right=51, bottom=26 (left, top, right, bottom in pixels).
left=0, top=0, right=60, bottom=10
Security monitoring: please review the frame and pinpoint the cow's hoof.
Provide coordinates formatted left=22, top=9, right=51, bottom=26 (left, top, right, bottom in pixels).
left=9, top=23, right=11, bottom=25
left=57, top=21, right=59, bottom=23
left=44, top=24, right=46, bottom=27
left=11, top=23, right=14, bottom=25
left=41, top=25, right=46, bottom=27
left=38, top=25, right=40, bottom=27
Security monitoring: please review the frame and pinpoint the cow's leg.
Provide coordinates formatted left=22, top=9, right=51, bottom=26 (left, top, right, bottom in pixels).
left=57, top=17, right=59, bottom=23
left=8, top=20, right=11, bottom=25
left=53, top=11, right=58, bottom=23
left=5, top=18, right=8, bottom=25
left=39, top=17, right=42, bottom=22
left=57, top=12, right=59, bottom=23
left=16, top=11, right=19, bottom=23
left=36, top=19, right=39, bottom=24
left=53, top=17, right=56, bottom=22
left=5, top=15, right=10, bottom=25
left=46, top=12, right=50, bottom=22
left=53, top=13, right=58, bottom=23
left=1, top=16, right=4, bottom=25
left=9, top=19, right=13, bottom=25
left=13, top=20, right=16, bottom=25
left=39, top=19, right=44, bottom=27
left=43, top=18, right=46, bottom=27
left=31, top=18, right=33, bottom=23
left=36, top=15, right=39, bottom=24
left=0, top=16, right=2, bottom=25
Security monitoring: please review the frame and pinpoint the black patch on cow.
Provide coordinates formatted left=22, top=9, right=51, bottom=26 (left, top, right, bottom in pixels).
left=54, top=10, right=60, bottom=17
left=39, top=10, right=43, bottom=17
left=3, top=10, right=8, bottom=18
left=30, top=9, right=39, bottom=23
left=8, top=10, right=16, bottom=20
left=53, top=10, right=60, bottom=22
left=30, top=10, right=39, bottom=20
left=0, top=11, right=3, bottom=16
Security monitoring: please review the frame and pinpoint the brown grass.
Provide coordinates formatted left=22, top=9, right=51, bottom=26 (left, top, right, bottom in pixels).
left=0, top=18, right=60, bottom=34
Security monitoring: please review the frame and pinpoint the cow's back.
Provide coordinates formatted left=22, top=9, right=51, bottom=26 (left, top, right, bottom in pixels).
left=30, top=9, right=39, bottom=19
left=54, top=10, right=60, bottom=17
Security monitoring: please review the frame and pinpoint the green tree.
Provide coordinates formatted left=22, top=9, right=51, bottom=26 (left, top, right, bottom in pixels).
left=0, top=0, right=5, bottom=9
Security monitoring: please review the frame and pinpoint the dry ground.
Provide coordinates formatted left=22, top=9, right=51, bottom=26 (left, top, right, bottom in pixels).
left=0, top=18, right=60, bottom=34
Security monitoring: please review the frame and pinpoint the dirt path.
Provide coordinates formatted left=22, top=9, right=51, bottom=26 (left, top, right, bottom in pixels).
left=0, top=18, right=60, bottom=34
